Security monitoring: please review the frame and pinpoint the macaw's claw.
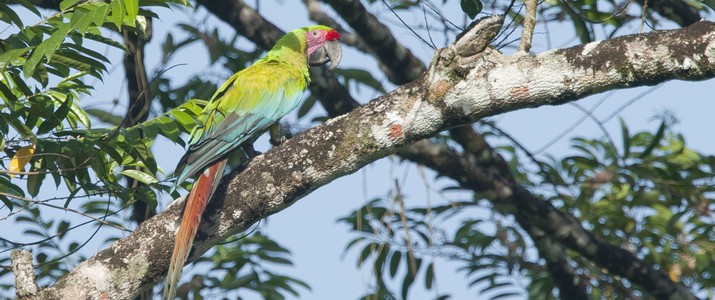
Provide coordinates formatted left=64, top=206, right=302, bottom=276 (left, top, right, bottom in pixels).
left=269, top=134, right=293, bottom=146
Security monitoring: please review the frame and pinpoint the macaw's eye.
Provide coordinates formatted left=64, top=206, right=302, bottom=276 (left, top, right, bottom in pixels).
left=312, top=30, right=319, bottom=36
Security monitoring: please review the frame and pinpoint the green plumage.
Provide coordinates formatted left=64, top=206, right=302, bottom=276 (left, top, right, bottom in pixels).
left=173, top=25, right=333, bottom=188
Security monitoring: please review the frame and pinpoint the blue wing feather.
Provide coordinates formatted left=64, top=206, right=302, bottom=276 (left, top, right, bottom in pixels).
left=173, top=61, right=306, bottom=189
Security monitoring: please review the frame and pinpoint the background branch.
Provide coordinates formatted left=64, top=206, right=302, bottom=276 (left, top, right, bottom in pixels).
left=635, top=0, right=702, bottom=26
left=322, top=0, right=427, bottom=84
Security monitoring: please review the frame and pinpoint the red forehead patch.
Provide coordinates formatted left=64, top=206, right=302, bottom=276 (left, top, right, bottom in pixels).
left=326, top=29, right=340, bottom=41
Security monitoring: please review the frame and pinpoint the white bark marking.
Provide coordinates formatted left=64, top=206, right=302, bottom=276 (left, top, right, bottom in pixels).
left=581, top=40, right=601, bottom=56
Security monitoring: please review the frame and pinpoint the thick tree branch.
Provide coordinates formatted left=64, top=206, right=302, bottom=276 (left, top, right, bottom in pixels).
left=37, top=18, right=715, bottom=299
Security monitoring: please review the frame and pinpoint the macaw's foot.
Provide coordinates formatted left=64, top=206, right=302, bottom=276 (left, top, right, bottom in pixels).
left=269, top=122, right=293, bottom=147
left=269, top=135, right=290, bottom=147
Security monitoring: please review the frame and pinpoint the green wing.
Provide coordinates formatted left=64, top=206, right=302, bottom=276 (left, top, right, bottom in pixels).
left=174, top=60, right=307, bottom=187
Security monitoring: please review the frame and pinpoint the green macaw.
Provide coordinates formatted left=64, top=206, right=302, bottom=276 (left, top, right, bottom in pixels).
left=164, top=25, right=341, bottom=299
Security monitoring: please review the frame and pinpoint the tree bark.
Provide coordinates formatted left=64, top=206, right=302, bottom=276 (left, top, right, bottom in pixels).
left=36, top=19, right=715, bottom=300
left=12, top=250, right=38, bottom=300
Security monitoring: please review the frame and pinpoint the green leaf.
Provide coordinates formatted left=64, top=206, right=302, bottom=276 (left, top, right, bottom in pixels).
left=43, top=28, right=70, bottom=63
left=336, top=68, right=387, bottom=94
left=51, top=51, right=106, bottom=74
left=32, top=62, right=49, bottom=87
left=86, top=108, right=123, bottom=126
left=157, top=117, right=180, bottom=141
left=57, top=220, right=70, bottom=239
left=297, top=95, right=317, bottom=118
left=133, top=186, right=157, bottom=208
left=171, top=109, right=195, bottom=132
left=124, top=0, right=139, bottom=25
left=703, top=0, right=715, bottom=11
left=24, top=26, right=69, bottom=78
left=59, top=0, right=82, bottom=11
left=0, top=47, right=31, bottom=69
left=460, top=0, right=483, bottom=19
left=69, top=6, right=95, bottom=36
left=0, top=177, right=24, bottom=210
left=38, top=94, right=73, bottom=134
left=7, top=118, right=36, bottom=142
left=7, top=70, right=33, bottom=97
left=12, top=0, right=42, bottom=17
left=425, top=261, right=434, bottom=290
left=640, top=120, right=666, bottom=158
left=89, top=2, right=110, bottom=27
left=85, top=32, right=126, bottom=50
left=120, top=169, right=158, bottom=185
left=401, top=264, right=416, bottom=300
left=109, top=0, right=125, bottom=29
left=0, top=3, right=24, bottom=28
left=620, top=118, right=630, bottom=158
left=389, top=251, right=401, bottom=278
left=0, top=81, right=19, bottom=110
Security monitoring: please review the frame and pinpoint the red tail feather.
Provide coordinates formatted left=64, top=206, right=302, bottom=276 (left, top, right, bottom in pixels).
left=163, top=159, right=227, bottom=300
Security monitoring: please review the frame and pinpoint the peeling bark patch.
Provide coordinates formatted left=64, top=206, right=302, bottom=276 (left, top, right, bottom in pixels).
left=388, top=124, right=403, bottom=140
left=429, top=79, right=452, bottom=102
left=372, top=111, right=403, bottom=146
left=580, top=41, right=601, bottom=56
left=510, top=85, right=529, bottom=98
left=74, top=262, right=111, bottom=296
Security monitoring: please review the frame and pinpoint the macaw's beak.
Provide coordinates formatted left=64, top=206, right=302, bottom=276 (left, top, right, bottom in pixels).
left=309, top=40, right=342, bottom=70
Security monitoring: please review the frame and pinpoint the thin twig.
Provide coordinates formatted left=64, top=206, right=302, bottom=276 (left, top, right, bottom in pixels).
left=0, top=191, right=127, bottom=231
left=517, top=0, right=537, bottom=53
left=394, top=180, right=417, bottom=276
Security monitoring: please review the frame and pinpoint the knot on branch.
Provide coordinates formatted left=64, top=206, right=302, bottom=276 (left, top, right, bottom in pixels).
left=430, top=15, right=503, bottom=80
left=454, top=15, right=504, bottom=57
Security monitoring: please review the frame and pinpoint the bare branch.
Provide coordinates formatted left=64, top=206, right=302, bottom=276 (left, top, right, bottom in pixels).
left=322, top=0, right=427, bottom=84
left=195, top=0, right=283, bottom=50
left=635, top=0, right=702, bottom=27
left=517, top=0, right=537, bottom=53
left=122, top=20, right=156, bottom=226
left=303, top=0, right=405, bottom=86
left=12, top=250, right=38, bottom=300
left=302, top=0, right=368, bottom=52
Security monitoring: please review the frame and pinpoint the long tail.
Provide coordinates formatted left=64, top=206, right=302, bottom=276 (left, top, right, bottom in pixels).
left=163, top=158, right=227, bottom=300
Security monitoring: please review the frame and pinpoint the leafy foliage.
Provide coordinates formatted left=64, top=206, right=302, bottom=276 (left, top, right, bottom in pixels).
left=199, top=231, right=310, bottom=300
left=339, top=118, right=715, bottom=299
left=537, top=118, right=715, bottom=297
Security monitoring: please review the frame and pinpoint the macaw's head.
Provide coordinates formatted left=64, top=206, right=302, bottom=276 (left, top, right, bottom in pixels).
left=304, top=26, right=342, bottom=70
